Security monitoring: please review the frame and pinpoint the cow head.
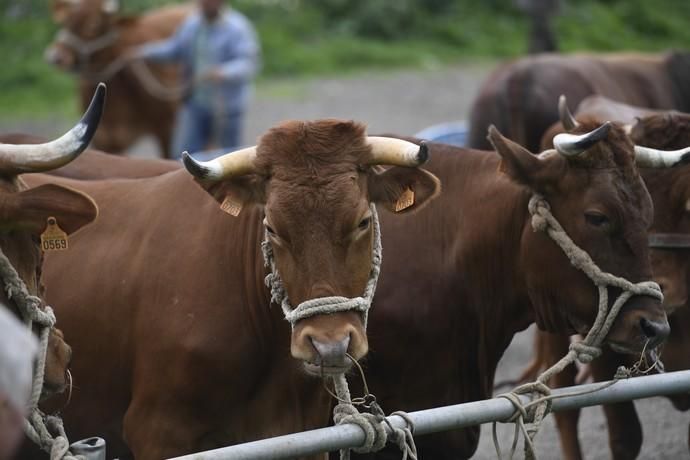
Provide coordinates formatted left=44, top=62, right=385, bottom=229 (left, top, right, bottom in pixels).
left=631, top=111, right=690, bottom=313
left=0, top=84, right=104, bottom=397
left=489, top=116, right=674, bottom=356
left=184, top=120, right=440, bottom=375
left=46, top=0, right=120, bottom=72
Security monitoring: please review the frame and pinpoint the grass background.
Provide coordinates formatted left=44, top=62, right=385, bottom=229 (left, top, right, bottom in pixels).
left=0, top=0, right=689, bottom=118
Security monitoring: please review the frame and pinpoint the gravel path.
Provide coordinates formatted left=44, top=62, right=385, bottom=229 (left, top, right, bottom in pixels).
left=3, top=62, right=689, bottom=458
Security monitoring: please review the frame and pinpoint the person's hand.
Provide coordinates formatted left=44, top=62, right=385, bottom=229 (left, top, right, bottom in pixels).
left=199, top=68, right=224, bottom=83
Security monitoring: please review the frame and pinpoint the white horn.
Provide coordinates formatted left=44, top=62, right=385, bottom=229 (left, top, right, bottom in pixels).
left=554, top=122, right=611, bottom=157
left=559, top=95, right=579, bottom=131
left=183, top=146, right=258, bottom=181
left=634, top=145, right=690, bottom=168
left=0, top=83, right=105, bottom=174
left=365, top=136, right=428, bottom=167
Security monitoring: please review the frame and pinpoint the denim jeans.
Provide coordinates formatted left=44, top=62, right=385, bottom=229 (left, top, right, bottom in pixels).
left=171, top=101, right=243, bottom=159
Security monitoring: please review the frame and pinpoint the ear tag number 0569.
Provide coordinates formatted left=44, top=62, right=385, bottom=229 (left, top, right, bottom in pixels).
left=40, top=217, right=68, bottom=252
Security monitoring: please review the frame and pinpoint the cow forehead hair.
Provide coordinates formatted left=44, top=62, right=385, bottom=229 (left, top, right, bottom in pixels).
left=633, top=113, right=690, bottom=150
left=254, top=119, right=372, bottom=177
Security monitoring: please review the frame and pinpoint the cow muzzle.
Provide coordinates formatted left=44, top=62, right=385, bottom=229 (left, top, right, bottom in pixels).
left=292, top=312, right=369, bottom=376
left=607, top=295, right=670, bottom=354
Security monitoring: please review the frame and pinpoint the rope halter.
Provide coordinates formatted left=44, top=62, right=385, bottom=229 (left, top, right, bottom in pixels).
left=262, top=203, right=382, bottom=330
left=0, top=246, right=83, bottom=460
left=261, top=203, right=416, bottom=459
left=55, top=28, right=119, bottom=60
left=493, top=193, right=664, bottom=460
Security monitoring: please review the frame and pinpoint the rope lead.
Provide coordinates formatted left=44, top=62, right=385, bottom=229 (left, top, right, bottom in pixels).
left=0, top=246, right=82, bottom=459
left=263, top=203, right=417, bottom=459
left=493, top=194, right=663, bottom=460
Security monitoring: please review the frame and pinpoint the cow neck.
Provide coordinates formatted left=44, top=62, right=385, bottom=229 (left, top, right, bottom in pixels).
left=261, top=203, right=382, bottom=329
left=0, top=246, right=79, bottom=457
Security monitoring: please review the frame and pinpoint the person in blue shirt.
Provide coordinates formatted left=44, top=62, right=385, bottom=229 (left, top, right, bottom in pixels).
left=133, top=0, right=260, bottom=158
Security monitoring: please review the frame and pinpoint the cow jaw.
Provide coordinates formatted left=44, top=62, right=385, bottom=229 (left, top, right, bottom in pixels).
left=292, top=311, right=368, bottom=376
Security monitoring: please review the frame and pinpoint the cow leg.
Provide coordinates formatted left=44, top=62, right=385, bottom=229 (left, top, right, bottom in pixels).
left=552, top=365, right=583, bottom=460
left=591, top=353, right=642, bottom=460
left=156, top=115, right=174, bottom=160
left=538, top=332, right=583, bottom=460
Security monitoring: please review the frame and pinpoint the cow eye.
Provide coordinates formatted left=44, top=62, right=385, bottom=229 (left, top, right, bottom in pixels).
left=585, top=212, right=610, bottom=228
left=263, top=219, right=277, bottom=236
left=358, top=217, right=371, bottom=230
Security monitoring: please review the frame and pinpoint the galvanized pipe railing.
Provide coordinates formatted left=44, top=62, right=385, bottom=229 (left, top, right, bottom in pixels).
left=168, top=370, right=690, bottom=460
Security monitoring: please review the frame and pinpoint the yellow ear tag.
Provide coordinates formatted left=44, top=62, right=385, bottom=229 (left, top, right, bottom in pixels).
left=40, top=217, right=68, bottom=252
left=220, top=195, right=243, bottom=217
left=394, top=188, right=415, bottom=212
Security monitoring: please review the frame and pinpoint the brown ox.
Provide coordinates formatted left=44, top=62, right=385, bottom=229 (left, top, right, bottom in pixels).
left=343, top=120, right=685, bottom=459
left=467, top=51, right=690, bottom=152
left=25, top=120, right=439, bottom=459
left=0, top=86, right=103, bottom=415
left=46, top=0, right=192, bottom=157
left=0, top=133, right=178, bottom=179
left=25, top=118, right=676, bottom=459
left=522, top=101, right=690, bottom=460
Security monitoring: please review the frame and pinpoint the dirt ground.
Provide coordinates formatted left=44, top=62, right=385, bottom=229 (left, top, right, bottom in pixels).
left=4, top=63, right=689, bottom=458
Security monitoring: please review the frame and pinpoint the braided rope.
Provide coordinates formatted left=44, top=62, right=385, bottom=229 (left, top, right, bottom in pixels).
left=0, top=247, right=83, bottom=460
left=493, top=194, right=663, bottom=460
left=56, top=28, right=120, bottom=59
left=332, top=375, right=417, bottom=460
left=262, top=203, right=416, bottom=458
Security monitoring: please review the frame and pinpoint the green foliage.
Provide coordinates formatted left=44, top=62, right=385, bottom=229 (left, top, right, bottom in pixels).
left=0, top=0, right=689, bottom=116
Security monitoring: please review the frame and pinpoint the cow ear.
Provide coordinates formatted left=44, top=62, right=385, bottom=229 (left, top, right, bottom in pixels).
left=197, top=177, right=267, bottom=217
left=368, top=167, right=440, bottom=214
left=8, top=184, right=98, bottom=235
left=488, top=125, right=564, bottom=188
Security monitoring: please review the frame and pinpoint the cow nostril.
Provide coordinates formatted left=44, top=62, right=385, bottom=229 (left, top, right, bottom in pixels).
left=309, top=335, right=350, bottom=366
left=639, top=317, right=670, bottom=347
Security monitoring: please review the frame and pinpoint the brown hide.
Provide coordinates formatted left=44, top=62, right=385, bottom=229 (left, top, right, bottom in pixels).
left=26, top=123, right=665, bottom=459
left=27, top=121, right=439, bottom=459
left=25, top=127, right=668, bottom=460
left=468, top=51, right=689, bottom=152
left=529, top=105, right=690, bottom=460
left=46, top=2, right=193, bottom=157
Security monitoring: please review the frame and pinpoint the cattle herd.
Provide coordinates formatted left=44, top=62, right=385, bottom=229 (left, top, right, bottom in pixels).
left=3, top=1, right=690, bottom=460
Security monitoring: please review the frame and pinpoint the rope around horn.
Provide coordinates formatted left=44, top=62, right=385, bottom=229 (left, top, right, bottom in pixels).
left=492, top=194, right=663, bottom=460
left=262, top=204, right=416, bottom=459
left=0, top=248, right=83, bottom=460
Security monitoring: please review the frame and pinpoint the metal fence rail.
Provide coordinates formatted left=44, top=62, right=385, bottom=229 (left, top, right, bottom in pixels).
left=168, top=370, right=690, bottom=460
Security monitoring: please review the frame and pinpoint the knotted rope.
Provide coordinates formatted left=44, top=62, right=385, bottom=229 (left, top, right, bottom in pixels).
left=493, top=194, right=663, bottom=460
left=331, top=374, right=417, bottom=460
left=262, top=203, right=416, bottom=458
left=0, top=247, right=83, bottom=460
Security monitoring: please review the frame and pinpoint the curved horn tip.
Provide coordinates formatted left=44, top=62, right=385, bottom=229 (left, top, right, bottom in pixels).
left=77, top=82, right=107, bottom=147
left=417, top=141, right=429, bottom=164
left=182, top=151, right=209, bottom=179
left=679, top=153, right=690, bottom=166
